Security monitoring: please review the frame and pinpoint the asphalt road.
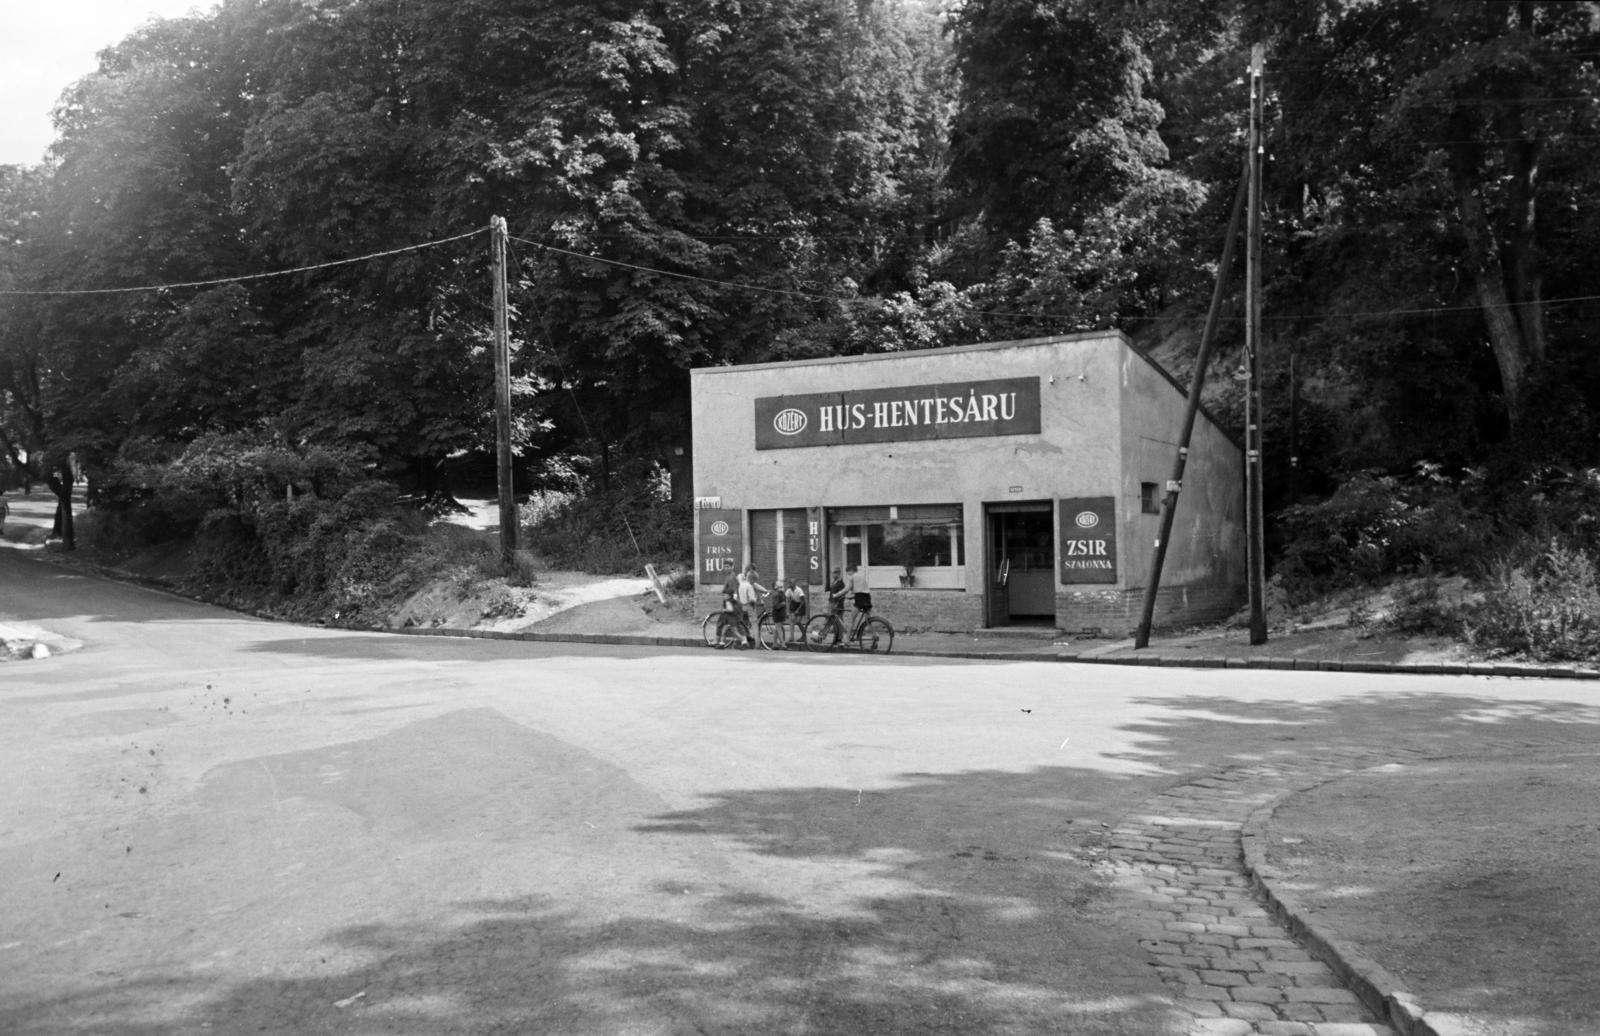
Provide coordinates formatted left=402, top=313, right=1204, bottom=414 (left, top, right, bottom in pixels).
left=2, top=547, right=1597, bottom=1035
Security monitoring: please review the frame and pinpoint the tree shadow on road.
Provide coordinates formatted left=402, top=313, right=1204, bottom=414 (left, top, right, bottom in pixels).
left=6, top=689, right=1599, bottom=1035
left=1, top=762, right=1184, bottom=1035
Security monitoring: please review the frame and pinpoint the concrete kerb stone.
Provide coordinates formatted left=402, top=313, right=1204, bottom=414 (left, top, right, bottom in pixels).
left=379, top=624, right=1600, bottom=680
left=1240, top=776, right=1452, bottom=1036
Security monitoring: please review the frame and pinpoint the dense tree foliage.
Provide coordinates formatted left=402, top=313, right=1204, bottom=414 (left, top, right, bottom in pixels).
left=3, top=0, right=1599, bottom=573
left=1251, top=0, right=1600, bottom=464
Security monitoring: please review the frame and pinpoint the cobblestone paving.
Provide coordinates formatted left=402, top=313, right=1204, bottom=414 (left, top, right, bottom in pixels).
left=1094, top=728, right=1600, bottom=1035
left=1096, top=747, right=1439, bottom=1036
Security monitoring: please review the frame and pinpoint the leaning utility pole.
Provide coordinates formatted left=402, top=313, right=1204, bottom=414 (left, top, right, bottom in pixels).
left=490, top=215, right=517, bottom=564
left=1245, top=45, right=1268, bottom=645
left=1133, top=161, right=1250, bottom=649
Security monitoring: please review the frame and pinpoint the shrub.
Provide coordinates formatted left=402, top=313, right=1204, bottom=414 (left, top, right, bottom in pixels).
left=1486, top=467, right=1600, bottom=556
left=189, top=509, right=273, bottom=596
left=521, top=482, right=691, bottom=574
left=1464, top=542, right=1600, bottom=661
left=91, top=433, right=364, bottom=554
left=1274, top=464, right=1493, bottom=604
left=1384, top=569, right=1465, bottom=637
left=182, top=479, right=443, bottom=624
left=501, top=549, right=542, bottom=587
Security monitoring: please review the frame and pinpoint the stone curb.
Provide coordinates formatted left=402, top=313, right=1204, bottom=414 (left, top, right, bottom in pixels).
left=389, top=625, right=1600, bottom=679
left=1240, top=781, right=1473, bottom=1036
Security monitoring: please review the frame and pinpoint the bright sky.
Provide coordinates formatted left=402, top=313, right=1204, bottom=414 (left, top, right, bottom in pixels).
left=1, top=0, right=213, bottom=166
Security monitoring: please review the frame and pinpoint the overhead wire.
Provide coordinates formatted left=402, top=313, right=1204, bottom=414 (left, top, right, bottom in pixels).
left=512, top=231, right=1112, bottom=331
left=0, top=227, right=488, bottom=297
left=509, top=227, right=1600, bottom=329
left=510, top=235, right=845, bottom=304
left=1, top=218, right=1593, bottom=329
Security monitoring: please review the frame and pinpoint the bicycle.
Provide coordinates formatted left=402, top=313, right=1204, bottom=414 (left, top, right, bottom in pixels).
left=703, top=606, right=761, bottom=649
left=701, top=609, right=733, bottom=647
left=756, top=607, right=806, bottom=650
left=802, top=605, right=893, bottom=653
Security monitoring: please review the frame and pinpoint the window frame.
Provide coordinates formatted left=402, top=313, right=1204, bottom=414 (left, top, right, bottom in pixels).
left=828, top=505, right=966, bottom=590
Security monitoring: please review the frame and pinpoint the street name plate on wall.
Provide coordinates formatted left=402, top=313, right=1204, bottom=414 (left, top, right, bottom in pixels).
left=1060, top=497, right=1117, bottom=584
left=697, top=508, right=742, bottom=584
left=754, top=377, right=1041, bottom=450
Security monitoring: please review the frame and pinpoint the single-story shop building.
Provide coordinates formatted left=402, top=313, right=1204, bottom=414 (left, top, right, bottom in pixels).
left=689, top=332, right=1245, bottom=633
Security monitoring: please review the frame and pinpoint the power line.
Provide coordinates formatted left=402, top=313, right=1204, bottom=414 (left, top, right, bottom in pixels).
left=0, top=227, right=487, bottom=297
left=510, top=235, right=845, bottom=304
left=7, top=217, right=1594, bottom=328
left=511, top=232, right=1107, bottom=327
left=1138, top=290, right=1600, bottom=331
left=514, top=229, right=1600, bottom=328
left=1274, top=95, right=1600, bottom=113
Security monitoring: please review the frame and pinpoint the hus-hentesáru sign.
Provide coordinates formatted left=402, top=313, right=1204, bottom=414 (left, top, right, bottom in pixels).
left=754, top=377, right=1041, bottom=450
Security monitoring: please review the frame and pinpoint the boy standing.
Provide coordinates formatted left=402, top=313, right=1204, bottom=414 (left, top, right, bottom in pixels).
left=846, top=563, right=871, bottom=614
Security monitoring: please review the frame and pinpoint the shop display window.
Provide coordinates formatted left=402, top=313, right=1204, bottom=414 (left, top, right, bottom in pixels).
left=828, top=505, right=964, bottom=589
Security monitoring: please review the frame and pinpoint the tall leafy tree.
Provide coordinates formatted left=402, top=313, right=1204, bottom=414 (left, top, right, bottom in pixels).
left=944, top=0, right=1172, bottom=243
left=0, top=166, right=60, bottom=503
left=487, top=0, right=955, bottom=481
left=222, top=0, right=499, bottom=493
left=1261, top=0, right=1600, bottom=433
left=38, top=14, right=280, bottom=464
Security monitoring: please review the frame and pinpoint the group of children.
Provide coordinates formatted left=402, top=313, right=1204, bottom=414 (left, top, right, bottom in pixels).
left=720, top=565, right=809, bottom=649
left=721, top=563, right=873, bottom=649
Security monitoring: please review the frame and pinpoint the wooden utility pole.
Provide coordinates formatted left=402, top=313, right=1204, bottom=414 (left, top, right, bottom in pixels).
left=1245, top=45, right=1268, bottom=645
left=490, top=215, right=517, bottom=564
left=1133, top=162, right=1250, bottom=649
left=1288, top=347, right=1299, bottom=504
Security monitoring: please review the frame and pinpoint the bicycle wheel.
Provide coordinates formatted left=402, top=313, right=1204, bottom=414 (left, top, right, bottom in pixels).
left=756, top=612, right=780, bottom=650
left=802, top=614, right=839, bottom=652
left=702, top=611, right=726, bottom=648
left=714, top=613, right=742, bottom=649
left=858, top=616, right=894, bottom=654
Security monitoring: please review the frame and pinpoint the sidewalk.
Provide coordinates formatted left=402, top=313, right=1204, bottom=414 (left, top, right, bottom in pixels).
left=399, top=610, right=1600, bottom=681
left=6, top=526, right=1595, bottom=679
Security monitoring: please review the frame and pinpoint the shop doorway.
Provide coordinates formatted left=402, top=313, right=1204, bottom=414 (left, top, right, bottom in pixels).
left=985, top=503, right=1056, bottom=627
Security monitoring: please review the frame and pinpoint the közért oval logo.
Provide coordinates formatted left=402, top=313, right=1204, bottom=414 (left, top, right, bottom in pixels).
left=1074, top=510, right=1100, bottom=529
left=710, top=520, right=730, bottom=536
left=773, top=408, right=808, bottom=436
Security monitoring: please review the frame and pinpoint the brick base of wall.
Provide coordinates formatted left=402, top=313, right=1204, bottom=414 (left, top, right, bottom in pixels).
left=1057, top=583, right=1242, bottom=637
left=695, top=582, right=1243, bottom=637
left=694, top=587, right=982, bottom=634
left=856, top=589, right=983, bottom=632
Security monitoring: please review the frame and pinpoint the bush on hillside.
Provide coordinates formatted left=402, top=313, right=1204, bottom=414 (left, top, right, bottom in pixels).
left=186, top=480, right=435, bottom=622
left=1485, top=466, right=1600, bottom=555
left=91, top=432, right=363, bottom=554
left=1382, top=568, right=1467, bottom=637
left=1273, top=464, right=1493, bottom=604
left=1464, top=542, right=1600, bottom=662
left=521, top=482, right=691, bottom=574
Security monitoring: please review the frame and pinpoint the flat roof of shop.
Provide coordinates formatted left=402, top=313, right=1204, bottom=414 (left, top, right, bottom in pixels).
left=691, top=328, right=1241, bottom=450
left=690, top=331, right=1126, bottom=376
